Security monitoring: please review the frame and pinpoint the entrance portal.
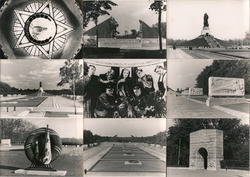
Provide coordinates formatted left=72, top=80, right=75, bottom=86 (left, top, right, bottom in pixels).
left=189, top=129, right=223, bottom=170
left=198, top=148, right=208, bottom=169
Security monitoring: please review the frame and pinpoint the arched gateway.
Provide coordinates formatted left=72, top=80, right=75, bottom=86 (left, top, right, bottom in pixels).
left=189, top=129, right=223, bottom=170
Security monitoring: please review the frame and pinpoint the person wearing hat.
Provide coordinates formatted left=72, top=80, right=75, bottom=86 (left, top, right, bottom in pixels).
left=130, top=84, right=148, bottom=118
left=95, top=83, right=125, bottom=118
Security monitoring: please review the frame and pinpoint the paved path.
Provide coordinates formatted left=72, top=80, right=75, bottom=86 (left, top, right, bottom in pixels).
left=167, top=96, right=235, bottom=118
left=167, top=168, right=249, bottom=177
left=38, top=96, right=82, bottom=108
left=167, top=48, right=194, bottom=59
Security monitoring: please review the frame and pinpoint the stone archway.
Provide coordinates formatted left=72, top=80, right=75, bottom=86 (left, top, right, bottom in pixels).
left=198, top=147, right=208, bottom=169
left=189, top=129, right=223, bottom=170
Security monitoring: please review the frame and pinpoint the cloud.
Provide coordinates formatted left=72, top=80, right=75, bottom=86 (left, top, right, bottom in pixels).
left=0, top=75, right=16, bottom=84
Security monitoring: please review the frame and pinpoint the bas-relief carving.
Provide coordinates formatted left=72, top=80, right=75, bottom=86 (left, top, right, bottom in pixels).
left=209, top=77, right=244, bottom=96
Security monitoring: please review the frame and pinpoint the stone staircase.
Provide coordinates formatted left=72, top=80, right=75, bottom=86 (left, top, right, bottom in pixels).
left=203, top=35, right=222, bottom=48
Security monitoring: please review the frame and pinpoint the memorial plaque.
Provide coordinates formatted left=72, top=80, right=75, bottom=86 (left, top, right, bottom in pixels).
left=208, top=77, right=245, bottom=96
left=189, top=88, right=203, bottom=96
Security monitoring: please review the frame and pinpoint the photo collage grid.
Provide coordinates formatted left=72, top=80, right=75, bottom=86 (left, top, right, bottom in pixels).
left=0, top=0, right=249, bottom=177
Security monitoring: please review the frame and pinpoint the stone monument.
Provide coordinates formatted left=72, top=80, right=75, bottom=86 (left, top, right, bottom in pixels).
left=206, top=77, right=246, bottom=106
left=38, top=81, right=44, bottom=96
left=189, top=129, right=223, bottom=170
left=189, top=88, right=203, bottom=96
left=201, top=13, right=211, bottom=36
left=15, top=125, right=67, bottom=176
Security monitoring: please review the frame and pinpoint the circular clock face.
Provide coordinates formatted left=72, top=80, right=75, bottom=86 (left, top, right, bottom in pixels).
left=0, top=0, right=83, bottom=59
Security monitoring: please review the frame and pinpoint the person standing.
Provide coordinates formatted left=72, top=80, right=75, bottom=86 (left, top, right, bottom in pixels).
left=154, top=65, right=167, bottom=101
left=83, top=65, right=99, bottom=118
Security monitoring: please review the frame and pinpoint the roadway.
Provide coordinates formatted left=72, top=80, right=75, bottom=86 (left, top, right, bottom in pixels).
left=84, top=143, right=166, bottom=176
left=167, top=48, right=249, bottom=59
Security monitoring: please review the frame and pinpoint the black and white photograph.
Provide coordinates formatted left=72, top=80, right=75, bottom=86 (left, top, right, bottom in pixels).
left=167, top=0, right=249, bottom=59
left=166, top=118, right=249, bottom=177
left=0, top=0, right=83, bottom=59
left=0, top=60, right=83, bottom=118
left=167, top=59, right=250, bottom=118
left=0, top=118, right=83, bottom=176
left=83, top=0, right=166, bottom=58
left=84, top=59, right=167, bottom=118
left=83, top=119, right=166, bottom=176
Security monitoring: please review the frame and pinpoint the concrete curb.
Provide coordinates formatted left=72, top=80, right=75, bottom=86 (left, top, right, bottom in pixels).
left=84, top=146, right=112, bottom=172
left=213, top=105, right=249, bottom=119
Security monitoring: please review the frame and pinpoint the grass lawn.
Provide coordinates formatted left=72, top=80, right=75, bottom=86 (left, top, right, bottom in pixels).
left=0, top=147, right=83, bottom=176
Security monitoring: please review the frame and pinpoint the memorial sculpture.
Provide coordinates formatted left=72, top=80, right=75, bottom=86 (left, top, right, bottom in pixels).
left=204, top=13, right=209, bottom=27
left=15, top=125, right=66, bottom=176
left=201, top=13, right=211, bottom=36
left=189, top=129, right=223, bottom=170
left=206, top=77, right=246, bottom=106
left=0, top=0, right=83, bottom=59
left=38, top=81, right=45, bottom=96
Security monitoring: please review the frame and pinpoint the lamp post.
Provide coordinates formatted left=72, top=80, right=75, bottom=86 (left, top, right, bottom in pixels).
left=72, top=68, right=77, bottom=115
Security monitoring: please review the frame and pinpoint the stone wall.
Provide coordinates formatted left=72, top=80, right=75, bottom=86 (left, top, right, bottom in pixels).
left=98, top=38, right=166, bottom=49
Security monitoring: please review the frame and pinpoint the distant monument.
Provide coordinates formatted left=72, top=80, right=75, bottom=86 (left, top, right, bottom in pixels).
left=179, top=13, right=225, bottom=48
left=201, top=13, right=210, bottom=36
left=189, top=129, right=223, bottom=170
left=38, top=81, right=44, bottom=96
left=15, top=125, right=67, bottom=176
left=204, top=13, right=209, bottom=27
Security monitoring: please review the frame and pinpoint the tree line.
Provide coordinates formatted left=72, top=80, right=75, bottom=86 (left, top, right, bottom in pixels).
left=83, top=130, right=166, bottom=146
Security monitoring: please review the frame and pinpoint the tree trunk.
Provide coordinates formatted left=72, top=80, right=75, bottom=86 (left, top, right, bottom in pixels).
left=158, top=5, right=162, bottom=51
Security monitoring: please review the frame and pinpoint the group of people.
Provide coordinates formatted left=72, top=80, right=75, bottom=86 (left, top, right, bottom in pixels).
left=83, top=64, right=167, bottom=118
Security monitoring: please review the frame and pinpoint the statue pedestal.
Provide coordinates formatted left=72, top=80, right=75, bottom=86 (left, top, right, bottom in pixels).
left=201, top=27, right=210, bottom=36
left=14, top=169, right=67, bottom=176
left=206, top=96, right=246, bottom=107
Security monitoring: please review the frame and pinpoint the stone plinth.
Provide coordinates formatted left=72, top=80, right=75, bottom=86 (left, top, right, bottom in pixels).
left=14, top=169, right=67, bottom=176
left=189, top=129, right=223, bottom=170
left=1, top=139, right=11, bottom=147
left=206, top=96, right=247, bottom=107
left=201, top=27, right=210, bottom=35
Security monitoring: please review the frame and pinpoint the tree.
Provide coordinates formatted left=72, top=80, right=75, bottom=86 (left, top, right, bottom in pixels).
left=57, top=60, right=83, bottom=95
left=83, top=1, right=117, bottom=47
left=152, top=22, right=166, bottom=38
left=196, top=60, right=250, bottom=95
left=167, top=119, right=249, bottom=166
left=131, top=29, right=138, bottom=38
left=83, top=1, right=117, bottom=28
left=0, top=119, right=38, bottom=144
left=109, top=17, right=119, bottom=37
left=150, top=0, right=166, bottom=51
left=83, top=130, right=94, bottom=145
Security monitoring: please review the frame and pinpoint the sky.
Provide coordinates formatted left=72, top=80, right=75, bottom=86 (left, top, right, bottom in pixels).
left=84, top=119, right=166, bottom=137
left=0, top=60, right=83, bottom=90
left=26, top=118, right=83, bottom=139
left=85, top=0, right=167, bottom=35
left=167, top=59, right=213, bottom=91
left=167, top=0, right=249, bottom=40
